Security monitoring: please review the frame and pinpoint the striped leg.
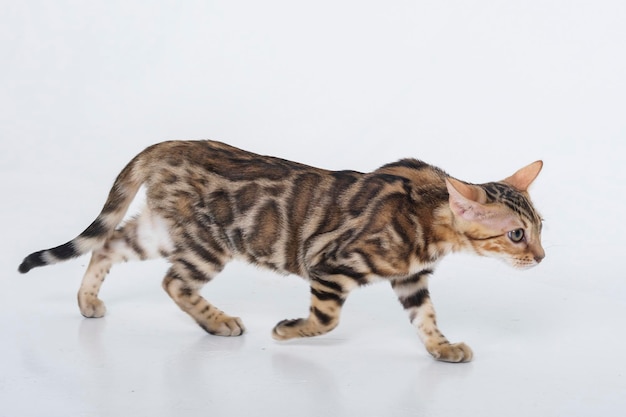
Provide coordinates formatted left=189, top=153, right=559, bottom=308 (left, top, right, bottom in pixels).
left=392, top=270, right=473, bottom=363
left=162, top=255, right=245, bottom=336
left=77, top=212, right=169, bottom=318
left=272, top=276, right=350, bottom=340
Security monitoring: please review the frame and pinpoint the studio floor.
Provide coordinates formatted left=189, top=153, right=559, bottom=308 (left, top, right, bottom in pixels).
left=2, top=249, right=625, bottom=417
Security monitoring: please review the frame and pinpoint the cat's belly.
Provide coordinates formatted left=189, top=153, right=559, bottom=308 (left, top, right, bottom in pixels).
left=134, top=209, right=176, bottom=258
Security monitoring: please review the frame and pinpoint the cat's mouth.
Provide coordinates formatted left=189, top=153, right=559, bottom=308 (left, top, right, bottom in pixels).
left=492, top=254, right=539, bottom=270
left=511, top=258, right=539, bottom=270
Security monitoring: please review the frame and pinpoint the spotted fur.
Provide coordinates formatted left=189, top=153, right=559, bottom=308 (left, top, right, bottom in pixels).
left=19, top=140, right=544, bottom=362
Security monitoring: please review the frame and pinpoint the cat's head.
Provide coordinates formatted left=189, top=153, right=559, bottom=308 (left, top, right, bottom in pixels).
left=445, top=161, right=544, bottom=269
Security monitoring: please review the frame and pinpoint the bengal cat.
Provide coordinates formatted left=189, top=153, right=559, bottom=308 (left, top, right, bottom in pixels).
left=19, top=140, right=544, bottom=362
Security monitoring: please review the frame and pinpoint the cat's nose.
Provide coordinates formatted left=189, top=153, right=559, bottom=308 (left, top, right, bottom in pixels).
left=533, top=249, right=545, bottom=263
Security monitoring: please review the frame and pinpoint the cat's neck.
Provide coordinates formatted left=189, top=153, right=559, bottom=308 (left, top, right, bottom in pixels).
left=373, top=163, right=478, bottom=258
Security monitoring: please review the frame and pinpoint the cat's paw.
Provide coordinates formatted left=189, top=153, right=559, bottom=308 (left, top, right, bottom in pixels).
left=78, top=296, right=107, bottom=318
left=271, top=318, right=305, bottom=341
left=428, top=342, right=473, bottom=363
left=198, top=316, right=246, bottom=337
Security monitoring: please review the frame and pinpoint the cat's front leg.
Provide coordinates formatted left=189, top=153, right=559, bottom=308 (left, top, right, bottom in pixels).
left=272, top=275, right=351, bottom=340
left=391, top=270, right=473, bottom=363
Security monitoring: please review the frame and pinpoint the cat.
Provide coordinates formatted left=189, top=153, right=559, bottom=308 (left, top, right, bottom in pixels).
left=19, top=140, right=544, bottom=362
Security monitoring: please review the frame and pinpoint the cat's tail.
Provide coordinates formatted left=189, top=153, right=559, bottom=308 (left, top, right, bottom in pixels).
left=18, top=152, right=148, bottom=274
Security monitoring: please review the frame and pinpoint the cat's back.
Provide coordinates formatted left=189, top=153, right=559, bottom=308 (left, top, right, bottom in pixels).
left=143, top=140, right=328, bottom=182
left=141, top=142, right=449, bottom=213
left=375, top=158, right=448, bottom=184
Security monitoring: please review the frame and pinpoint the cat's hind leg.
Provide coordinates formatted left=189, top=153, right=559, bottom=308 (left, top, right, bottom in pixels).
left=162, top=254, right=245, bottom=336
left=272, top=275, right=352, bottom=340
left=77, top=209, right=174, bottom=318
left=391, top=270, right=473, bottom=363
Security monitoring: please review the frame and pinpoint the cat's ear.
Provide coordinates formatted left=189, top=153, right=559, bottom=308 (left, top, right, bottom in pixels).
left=446, top=178, right=519, bottom=231
left=445, top=178, right=489, bottom=221
left=502, top=160, right=543, bottom=191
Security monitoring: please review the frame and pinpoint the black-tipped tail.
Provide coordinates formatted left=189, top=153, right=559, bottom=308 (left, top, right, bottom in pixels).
left=19, top=251, right=45, bottom=273
left=18, top=242, right=78, bottom=274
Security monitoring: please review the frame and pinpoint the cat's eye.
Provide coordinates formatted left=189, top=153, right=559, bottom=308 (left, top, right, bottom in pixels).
left=508, top=229, right=525, bottom=243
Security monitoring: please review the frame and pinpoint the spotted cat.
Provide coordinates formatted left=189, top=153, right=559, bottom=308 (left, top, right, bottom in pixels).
left=19, top=140, right=544, bottom=362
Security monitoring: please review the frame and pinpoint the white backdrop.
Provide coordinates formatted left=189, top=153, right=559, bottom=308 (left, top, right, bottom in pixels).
left=2, top=2, right=625, bottom=416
